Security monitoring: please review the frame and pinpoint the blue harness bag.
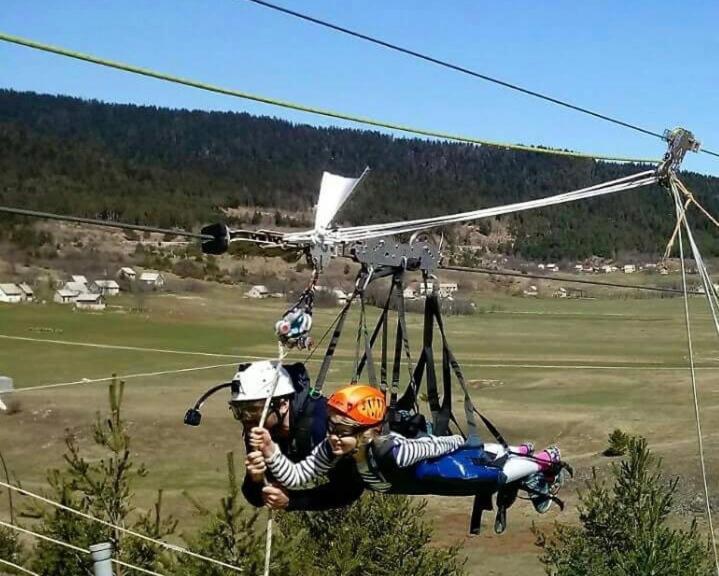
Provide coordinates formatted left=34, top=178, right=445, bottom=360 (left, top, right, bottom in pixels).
left=413, top=446, right=507, bottom=491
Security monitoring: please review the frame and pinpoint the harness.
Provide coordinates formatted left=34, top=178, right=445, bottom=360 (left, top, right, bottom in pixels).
left=308, top=256, right=558, bottom=533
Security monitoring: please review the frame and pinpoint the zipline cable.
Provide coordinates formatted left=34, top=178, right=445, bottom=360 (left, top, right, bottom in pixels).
left=0, top=203, right=697, bottom=297
left=671, top=183, right=719, bottom=575
left=0, top=482, right=244, bottom=573
left=441, top=265, right=700, bottom=295
left=0, top=32, right=658, bottom=163
left=0, top=205, right=212, bottom=240
left=243, top=0, right=719, bottom=161
left=2, top=363, right=240, bottom=395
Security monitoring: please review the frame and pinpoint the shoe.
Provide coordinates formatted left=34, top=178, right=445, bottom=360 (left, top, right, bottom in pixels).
left=524, top=472, right=553, bottom=513
left=494, top=505, right=507, bottom=534
left=525, top=446, right=564, bottom=514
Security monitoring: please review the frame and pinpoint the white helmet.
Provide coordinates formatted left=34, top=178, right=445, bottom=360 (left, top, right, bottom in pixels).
left=230, top=361, right=295, bottom=402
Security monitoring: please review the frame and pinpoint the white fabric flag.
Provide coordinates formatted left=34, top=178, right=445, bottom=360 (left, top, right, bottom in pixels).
left=313, top=169, right=368, bottom=231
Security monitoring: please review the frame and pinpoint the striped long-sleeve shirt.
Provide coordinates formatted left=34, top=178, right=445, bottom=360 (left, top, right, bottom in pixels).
left=266, top=433, right=464, bottom=491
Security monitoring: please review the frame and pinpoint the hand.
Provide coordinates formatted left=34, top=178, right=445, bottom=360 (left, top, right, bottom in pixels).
left=245, top=451, right=267, bottom=483
left=262, top=485, right=290, bottom=510
left=250, top=427, right=275, bottom=458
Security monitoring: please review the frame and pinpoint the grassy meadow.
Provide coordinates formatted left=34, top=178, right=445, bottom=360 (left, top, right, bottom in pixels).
left=1, top=284, right=718, bottom=575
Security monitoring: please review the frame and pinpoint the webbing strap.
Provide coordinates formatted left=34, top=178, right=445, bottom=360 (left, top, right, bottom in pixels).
left=352, top=295, right=378, bottom=387
left=434, top=299, right=508, bottom=448
left=356, top=280, right=394, bottom=386
left=392, top=273, right=415, bottom=410
left=313, top=291, right=357, bottom=394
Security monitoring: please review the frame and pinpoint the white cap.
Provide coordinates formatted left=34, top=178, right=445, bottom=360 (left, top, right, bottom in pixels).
left=230, top=361, right=295, bottom=402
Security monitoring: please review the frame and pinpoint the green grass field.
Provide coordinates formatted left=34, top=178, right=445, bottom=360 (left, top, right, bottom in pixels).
left=1, top=286, right=718, bottom=575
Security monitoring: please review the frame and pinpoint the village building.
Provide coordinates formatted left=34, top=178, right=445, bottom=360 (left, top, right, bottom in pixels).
left=18, top=283, right=34, bottom=301
left=54, top=288, right=79, bottom=304
left=553, top=287, right=568, bottom=298
left=331, top=288, right=348, bottom=305
left=246, top=285, right=269, bottom=299
left=523, top=285, right=539, bottom=297
left=118, top=267, right=137, bottom=280
left=71, top=275, right=88, bottom=285
left=0, top=284, right=23, bottom=303
left=91, top=279, right=121, bottom=296
left=417, top=282, right=459, bottom=299
left=62, top=281, right=90, bottom=294
left=403, top=287, right=417, bottom=300
left=139, top=272, right=165, bottom=289
left=74, top=293, right=106, bottom=311
left=623, top=264, right=636, bottom=274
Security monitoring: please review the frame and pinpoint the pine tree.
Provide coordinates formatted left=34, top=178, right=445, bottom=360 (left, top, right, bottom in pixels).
left=30, top=379, right=176, bottom=575
left=534, top=437, right=712, bottom=576
left=279, top=492, right=467, bottom=576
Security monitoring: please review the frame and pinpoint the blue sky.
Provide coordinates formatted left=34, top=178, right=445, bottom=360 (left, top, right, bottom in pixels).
left=3, top=1, right=718, bottom=174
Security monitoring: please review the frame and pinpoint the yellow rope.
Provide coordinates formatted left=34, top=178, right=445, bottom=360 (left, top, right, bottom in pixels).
left=0, top=31, right=660, bottom=164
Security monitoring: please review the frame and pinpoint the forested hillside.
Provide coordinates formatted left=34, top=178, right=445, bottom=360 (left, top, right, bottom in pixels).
left=1, top=89, right=718, bottom=259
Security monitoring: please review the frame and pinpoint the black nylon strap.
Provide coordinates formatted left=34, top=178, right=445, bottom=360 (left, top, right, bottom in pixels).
left=433, top=300, right=509, bottom=449
left=393, top=273, right=415, bottom=409
left=356, top=279, right=394, bottom=383
left=380, top=301, right=389, bottom=395
left=313, top=291, right=357, bottom=394
left=359, top=296, right=378, bottom=387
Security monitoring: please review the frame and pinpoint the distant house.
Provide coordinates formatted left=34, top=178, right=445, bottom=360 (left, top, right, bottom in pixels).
left=139, top=272, right=165, bottom=289
left=403, top=287, right=417, bottom=300
left=523, top=285, right=539, bottom=297
left=18, top=283, right=34, bottom=301
left=54, top=288, right=79, bottom=304
left=118, top=267, right=137, bottom=281
left=659, top=267, right=670, bottom=275
left=74, top=293, right=106, bottom=311
left=332, top=288, right=348, bottom=305
left=0, top=284, right=23, bottom=303
left=91, top=279, right=121, bottom=297
left=553, top=287, right=568, bottom=299
left=600, top=265, right=618, bottom=274
left=246, top=285, right=269, bottom=299
left=623, top=264, right=636, bottom=274
left=537, top=264, right=546, bottom=270
left=438, top=282, right=458, bottom=298
left=574, top=264, right=584, bottom=272
left=71, top=275, right=88, bottom=285
left=62, top=281, right=89, bottom=294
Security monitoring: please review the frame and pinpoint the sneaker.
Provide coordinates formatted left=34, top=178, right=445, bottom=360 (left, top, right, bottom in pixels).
left=525, top=446, right=564, bottom=514
left=524, top=472, right=553, bottom=514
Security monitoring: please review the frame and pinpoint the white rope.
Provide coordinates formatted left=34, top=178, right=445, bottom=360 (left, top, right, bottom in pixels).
left=258, top=342, right=289, bottom=576
left=0, top=556, right=41, bottom=576
left=0, top=518, right=171, bottom=576
left=0, top=334, right=244, bottom=359
left=3, top=363, right=240, bottom=394
left=285, top=169, right=657, bottom=243
left=0, top=519, right=87, bottom=553
left=0, top=481, right=243, bottom=573
left=671, top=181, right=719, bottom=575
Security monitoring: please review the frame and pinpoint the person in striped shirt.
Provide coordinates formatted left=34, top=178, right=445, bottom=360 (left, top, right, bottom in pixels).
left=250, top=384, right=466, bottom=493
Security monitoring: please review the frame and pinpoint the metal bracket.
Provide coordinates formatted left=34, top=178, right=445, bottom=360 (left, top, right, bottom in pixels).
left=657, top=128, right=701, bottom=185
left=349, top=236, right=440, bottom=275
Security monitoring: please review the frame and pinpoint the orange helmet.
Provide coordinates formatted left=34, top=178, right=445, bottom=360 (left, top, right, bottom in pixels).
left=327, top=384, right=386, bottom=426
